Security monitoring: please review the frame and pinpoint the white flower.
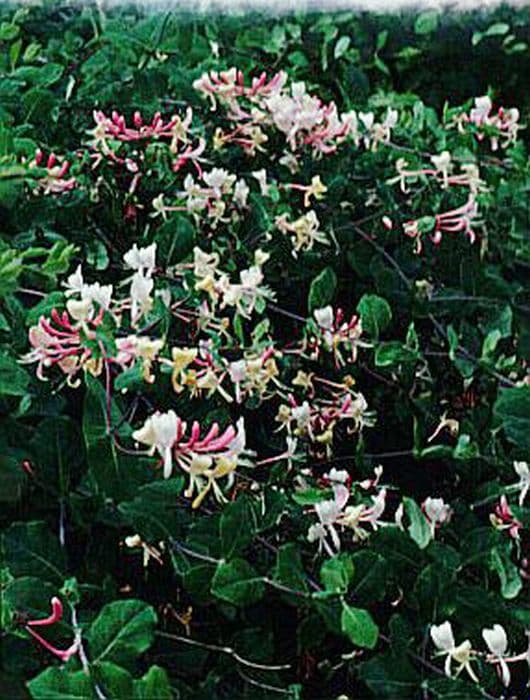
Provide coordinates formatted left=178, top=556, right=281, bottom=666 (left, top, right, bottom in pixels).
left=203, top=167, right=236, bottom=197
left=193, top=247, right=220, bottom=279
left=430, top=621, right=478, bottom=682
left=470, top=95, right=492, bottom=125
left=130, top=271, right=154, bottom=323
left=83, top=282, right=113, bottom=311
left=423, top=497, right=452, bottom=536
left=64, top=265, right=84, bottom=296
left=132, top=410, right=180, bottom=479
left=326, top=468, right=349, bottom=484
left=66, top=298, right=92, bottom=322
left=314, top=306, right=334, bottom=331
left=482, top=624, right=510, bottom=686
left=513, top=461, right=530, bottom=505
left=431, top=151, right=452, bottom=188
left=359, top=111, right=374, bottom=131
left=123, top=243, right=157, bottom=273
left=252, top=168, right=269, bottom=196
left=233, top=178, right=249, bottom=208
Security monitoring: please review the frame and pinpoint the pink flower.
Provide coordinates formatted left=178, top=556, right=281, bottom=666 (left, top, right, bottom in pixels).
left=24, top=597, right=80, bottom=662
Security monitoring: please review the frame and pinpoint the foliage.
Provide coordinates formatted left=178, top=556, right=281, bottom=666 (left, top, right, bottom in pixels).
left=0, top=3, right=529, bottom=699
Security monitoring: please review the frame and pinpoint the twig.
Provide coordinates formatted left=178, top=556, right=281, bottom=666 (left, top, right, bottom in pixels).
left=157, top=631, right=292, bottom=672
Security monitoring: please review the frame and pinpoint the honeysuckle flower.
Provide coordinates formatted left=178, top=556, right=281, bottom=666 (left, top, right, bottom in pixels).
left=430, top=621, right=479, bottom=682
left=233, top=178, right=249, bottom=207
left=490, top=495, right=522, bottom=540
left=29, top=150, right=76, bottom=195
left=132, top=410, right=180, bottom=479
left=423, top=497, right=452, bottom=537
left=165, top=347, right=198, bottom=393
left=307, top=498, right=343, bottom=556
left=123, top=243, right=157, bottom=273
left=312, top=306, right=366, bottom=366
left=130, top=271, right=154, bottom=324
left=115, top=335, right=164, bottom=383
left=359, top=465, right=383, bottom=490
left=431, top=151, right=452, bottom=188
left=252, top=168, right=269, bottom=196
left=482, top=624, right=511, bottom=687
left=275, top=210, right=329, bottom=256
left=202, top=167, right=236, bottom=197
left=24, top=597, right=80, bottom=663
left=434, top=196, right=480, bottom=245
left=513, top=460, right=530, bottom=505
left=125, top=533, right=164, bottom=567
left=181, top=417, right=247, bottom=508
left=287, top=175, right=328, bottom=207
left=428, top=413, right=459, bottom=442
left=337, top=488, right=387, bottom=541
left=455, top=96, right=522, bottom=150
left=470, top=95, right=492, bottom=125
left=193, top=247, right=220, bottom=279
left=82, top=282, right=113, bottom=311
left=64, top=265, right=85, bottom=296
left=66, top=297, right=93, bottom=323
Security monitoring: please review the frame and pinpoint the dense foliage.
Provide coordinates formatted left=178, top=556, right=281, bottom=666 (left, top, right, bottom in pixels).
left=1, top=3, right=529, bottom=699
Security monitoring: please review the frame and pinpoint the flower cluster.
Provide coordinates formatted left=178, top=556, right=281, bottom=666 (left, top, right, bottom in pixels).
left=132, top=410, right=247, bottom=507
left=21, top=244, right=162, bottom=385
left=194, top=67, right=397, bottom=158
left=455, top=95, right=522, bottom=150
left=305, top=468, right=387, bottom=555
left=28, top=149, right=76, bottom=195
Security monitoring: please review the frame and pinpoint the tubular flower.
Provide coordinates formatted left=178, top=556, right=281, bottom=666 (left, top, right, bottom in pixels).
left=455, top=95, right=522, bottom=150
left=132, top=411, right=247, bottom=506
left=24, top=597, right=80, bottom=663
left=30, top=149, right=76, bottom=195
left=430, top=621, right=478, bottom=682
left=422, top=497, right=452, bottom=538
left=275, top=210, right=329, bottom=256
left=313, top=306, right=367, bottom=366
left=482, top=624, right=511, bottom=687
left=132, top=410, right=180, bottom=479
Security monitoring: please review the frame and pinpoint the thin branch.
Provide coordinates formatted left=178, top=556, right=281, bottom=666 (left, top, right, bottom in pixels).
left=157, top=631, right=292, bottom=672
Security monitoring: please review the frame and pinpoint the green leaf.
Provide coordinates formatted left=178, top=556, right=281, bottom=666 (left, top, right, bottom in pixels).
left=220, top=496, right=257, bottom=558
left=0, top=22, right=20, bottom=42
left=28, top=668, right=94, bottom=700
left=320, top=555, right=354, bottom=594
left=403, top=497, right=431, bottom=549
left=87, top=600, right=157, bottom=666
left=94, top=663, right=133, bottom=700
left=83, top=375, right=131, bottom=498
left=0, top=352, right=30, bottom=396
left=375, top=342, right=418, bottom=367
left=274, top=543, right=308, bottom=593
left=452, top=434, right=479, bottom=460
left=132, top=666, right=172, bottom=699
left=356, top=294, right=392, bottom=338
left=334, top=36, right=351, bottom=59
left=2, top=521, right=66, bottom=584
left=340, top=600, right=379, bottom=649
left=490, top=547, right=522, bottom=600
left=414, top=10, right=439, bottom=35
left=308, top=267, right=337, bottom=312
left=493, top=386, right=530, bottom=450
left=211, top=558, right=265, bottom=606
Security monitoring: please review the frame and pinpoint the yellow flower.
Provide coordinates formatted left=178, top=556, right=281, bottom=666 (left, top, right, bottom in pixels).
left=304, top=175, right=327, bottom=207
left=170, top=347, right=197, bottom=392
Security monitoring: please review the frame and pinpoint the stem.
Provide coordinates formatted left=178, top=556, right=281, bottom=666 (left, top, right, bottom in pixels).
left=157, top=631, right=292, bottom=671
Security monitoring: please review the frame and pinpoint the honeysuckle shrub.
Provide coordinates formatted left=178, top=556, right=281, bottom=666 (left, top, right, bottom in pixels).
left=1, top=4, right=529, bottom=700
